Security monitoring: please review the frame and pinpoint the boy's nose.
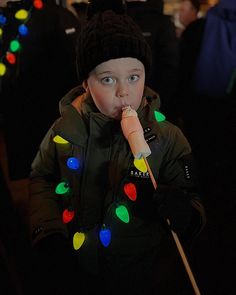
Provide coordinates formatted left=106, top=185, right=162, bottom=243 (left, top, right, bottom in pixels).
left=117, top=87, right=128, bottom=98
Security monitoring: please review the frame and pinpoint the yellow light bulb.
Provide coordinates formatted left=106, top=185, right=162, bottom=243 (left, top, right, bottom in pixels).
left=134, top=158, right=147, bottom=173
left=53, top=135, right=69, bottom=144
left=73, top=232, right=85, bottom=250
left=0, top=63, right=6, bottom=77
left=15, top=9, right=28, bottom=20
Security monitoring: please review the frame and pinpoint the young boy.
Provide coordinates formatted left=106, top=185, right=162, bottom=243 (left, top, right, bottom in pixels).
left=27, top=1, right=206, bottom=294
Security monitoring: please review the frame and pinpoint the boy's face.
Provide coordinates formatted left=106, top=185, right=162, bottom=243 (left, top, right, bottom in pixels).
left=86, top=57, right=145, bottom=120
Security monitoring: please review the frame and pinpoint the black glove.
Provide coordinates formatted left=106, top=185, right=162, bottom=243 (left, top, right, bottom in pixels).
left=34, top=233, right=77, bottom=264
left=153, top=186, right=195, bottom=236
left=29, top=234, right=79, bottom=295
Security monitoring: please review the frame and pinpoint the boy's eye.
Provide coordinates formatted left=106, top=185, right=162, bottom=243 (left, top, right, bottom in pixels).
left=101, top=77, right=115, bottom=85
left=129, top=75, right=139, bottom=82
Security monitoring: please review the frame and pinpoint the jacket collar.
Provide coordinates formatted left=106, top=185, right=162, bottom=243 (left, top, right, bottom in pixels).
left=53, top=85, right=160, bottom=146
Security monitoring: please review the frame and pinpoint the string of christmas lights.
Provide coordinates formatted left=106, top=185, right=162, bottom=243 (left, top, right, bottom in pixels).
left=53, top=110, right=166, bottom=250
left=0, top=0, right=44, bottom=76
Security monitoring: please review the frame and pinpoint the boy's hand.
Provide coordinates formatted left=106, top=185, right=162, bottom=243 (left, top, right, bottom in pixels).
left=153, top=186, right=194, bottom=235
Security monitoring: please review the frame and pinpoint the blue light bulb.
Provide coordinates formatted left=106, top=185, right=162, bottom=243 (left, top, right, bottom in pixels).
left=0, top=14, right=7, bottom=25
left=67, top=157, right=80, bottom=170
left=18, top=24, right=28, bottom=36
left=99, top=225, right=111, bottom=247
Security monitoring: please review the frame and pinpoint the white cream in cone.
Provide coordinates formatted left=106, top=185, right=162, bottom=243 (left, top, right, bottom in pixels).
left=121, top=106, right=151, bottom=159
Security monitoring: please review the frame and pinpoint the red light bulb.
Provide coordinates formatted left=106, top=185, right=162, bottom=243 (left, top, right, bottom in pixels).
left=124, top=182, right=137, bottom=201
left=33, top=0, right=43, bottom=9
left=62, top=208, right=75, bottom=223
left=6, top=52, right=16, bottom=64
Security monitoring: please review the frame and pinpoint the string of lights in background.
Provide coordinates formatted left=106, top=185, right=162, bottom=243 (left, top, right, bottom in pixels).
left=0, top=0, right=44, bottom=77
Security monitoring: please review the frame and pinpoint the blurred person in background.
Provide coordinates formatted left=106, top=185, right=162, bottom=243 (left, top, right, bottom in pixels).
left=177, top=0, right=236, bottom=190
left=0, top=0, right=80, bottom=180
left=0, top=2, right=80, bottom=291
left=125, top=0, right=180, bottom=123
left=176, top=0, right=201, bottom=37
left=0, top=161, right=31, bottom=295
left=70, top=0, right=89, bottom=25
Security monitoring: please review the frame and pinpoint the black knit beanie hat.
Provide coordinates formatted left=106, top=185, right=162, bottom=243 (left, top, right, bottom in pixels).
left=76, top=0, right=152, bottom=83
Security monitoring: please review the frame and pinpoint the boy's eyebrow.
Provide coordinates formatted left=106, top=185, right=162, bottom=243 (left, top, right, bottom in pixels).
left=96, top=68, right=143, bottom=76
left=96, top=70, right=113, bottom=76
left=129, top=68, right=143, bottom=73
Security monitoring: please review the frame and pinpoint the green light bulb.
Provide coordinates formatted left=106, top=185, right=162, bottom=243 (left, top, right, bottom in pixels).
left=116, top=205, right=130, bottom=223
left=154, top=110, right=166, bottom=122
left=10, top=40, right=20, bottom=52
left=55, top=181, right=69, bottom=195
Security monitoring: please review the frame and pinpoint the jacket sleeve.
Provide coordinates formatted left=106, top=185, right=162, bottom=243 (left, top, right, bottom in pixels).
left=28, top=128, right=69, bottom=246
left=157, top=123, right=206, bottom=240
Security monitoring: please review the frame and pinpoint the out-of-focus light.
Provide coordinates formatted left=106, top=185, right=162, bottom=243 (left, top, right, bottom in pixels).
left=15, top=9, right=28, bottom=20
left=18, top=24, right=28, bottom=36
left=0, top=63, right=6, bottom=76
left=33, top=0, right=43, bottom=9
left=10, top=40, right=20, bottom=52
left=6, top=52, right=16, bottom=64
left=0, top=14, right=7, bottom=25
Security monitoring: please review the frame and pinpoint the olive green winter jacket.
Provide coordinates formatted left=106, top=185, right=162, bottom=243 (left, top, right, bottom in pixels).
left=29, top=85, right=205, bottom=271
